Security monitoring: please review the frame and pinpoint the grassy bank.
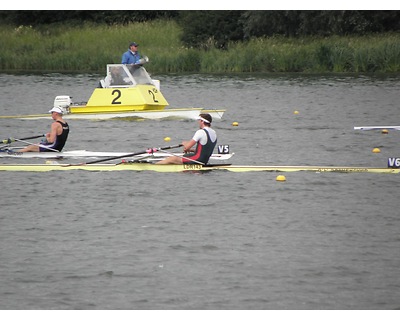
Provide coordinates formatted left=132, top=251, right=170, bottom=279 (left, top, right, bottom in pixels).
left=1, top=20, right=399, bottom=73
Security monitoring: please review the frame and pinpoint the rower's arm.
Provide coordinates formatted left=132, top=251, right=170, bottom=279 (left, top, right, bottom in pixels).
left=47, top=122, right=61, bottom=143
left=182, top=139, right=196, bottom=153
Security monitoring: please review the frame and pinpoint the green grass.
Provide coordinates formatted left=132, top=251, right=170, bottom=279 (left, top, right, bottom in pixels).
left=1, top=21, right=399, bottom=73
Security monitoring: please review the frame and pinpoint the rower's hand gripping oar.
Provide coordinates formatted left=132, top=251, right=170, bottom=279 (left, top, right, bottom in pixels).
left=71, top=144, right=183, bottom=166
left=1, top=134, right=45, bottom=144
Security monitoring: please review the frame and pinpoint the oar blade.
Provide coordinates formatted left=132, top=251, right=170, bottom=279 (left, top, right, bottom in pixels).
left=1, top=134, right=45, bottom=144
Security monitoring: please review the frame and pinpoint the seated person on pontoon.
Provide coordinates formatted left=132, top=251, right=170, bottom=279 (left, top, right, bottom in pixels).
left=19, top=106, right=69, bottom=152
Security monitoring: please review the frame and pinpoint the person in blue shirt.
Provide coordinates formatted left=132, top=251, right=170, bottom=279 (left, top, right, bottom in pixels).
left=121, top=42, right=141, bottom=65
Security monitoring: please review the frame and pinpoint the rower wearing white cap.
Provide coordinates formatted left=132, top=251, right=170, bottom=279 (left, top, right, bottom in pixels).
left=157, top=113, right=217, bottom=165
left=19, top=106, right=69, bottom=152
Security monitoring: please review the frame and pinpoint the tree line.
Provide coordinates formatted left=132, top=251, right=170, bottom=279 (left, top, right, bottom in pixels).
left=1, top=10, right=399, bottom=49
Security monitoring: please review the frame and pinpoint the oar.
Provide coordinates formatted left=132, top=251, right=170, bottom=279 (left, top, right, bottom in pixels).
left=13, top=138, right=60, bottom=152
left=1, top=134, right=45, bottom=144
left=71, top=144, right=183, bottom=166
left=156, top=148, right=205, bottom=165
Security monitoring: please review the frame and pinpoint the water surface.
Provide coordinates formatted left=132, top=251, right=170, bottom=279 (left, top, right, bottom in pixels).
left=0, top=72, right=399, bottom=309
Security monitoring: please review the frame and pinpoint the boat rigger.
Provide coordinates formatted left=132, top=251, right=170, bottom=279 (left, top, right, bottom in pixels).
left=0, top=163, right=398, bottom=173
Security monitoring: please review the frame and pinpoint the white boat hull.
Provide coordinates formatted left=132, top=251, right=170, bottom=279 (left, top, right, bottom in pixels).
left=354, top=126, right=400, bottom=131
left=0, top=108, right=225, bottom=121
left=0, top=149, right=234, bottom=161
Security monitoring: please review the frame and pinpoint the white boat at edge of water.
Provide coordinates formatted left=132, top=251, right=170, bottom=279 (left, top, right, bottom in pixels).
left=354, top=126, right=400, bottom=131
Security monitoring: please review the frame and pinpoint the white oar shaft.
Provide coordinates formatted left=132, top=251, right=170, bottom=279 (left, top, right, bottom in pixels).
left=15, top=138, right=60, bottom=152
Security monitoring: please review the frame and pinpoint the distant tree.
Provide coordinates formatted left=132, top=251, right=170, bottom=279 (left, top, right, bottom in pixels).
left=242, top=10, right=400, bottom=38
left=242, top=11, right=300, bottom=37
left=359, top=11, right=400, bottom=32
left=0, top=10, right=178, bottom=26
left=1, top=10, right=399, bottom=49
left=178, top=11, right=245, bottom=49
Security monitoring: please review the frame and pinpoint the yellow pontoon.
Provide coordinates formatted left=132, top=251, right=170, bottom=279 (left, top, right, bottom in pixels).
left=0, top=63, right=225, bottom=121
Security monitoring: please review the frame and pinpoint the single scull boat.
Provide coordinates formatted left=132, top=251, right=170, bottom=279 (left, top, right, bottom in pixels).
left=0, top=163, right=398, bottom=173
left=0, top=149, right=234, bottom=161
left=354, top=126, right=400, bottom=131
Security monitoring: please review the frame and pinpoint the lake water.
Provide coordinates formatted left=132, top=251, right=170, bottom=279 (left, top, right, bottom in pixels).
left=0, top=72, right=399, bottom=310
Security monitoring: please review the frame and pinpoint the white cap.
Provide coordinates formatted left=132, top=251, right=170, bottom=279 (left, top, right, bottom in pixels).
left=196, top=115, right=210, bottom=123
left=49, top=106, right=63, bottom=114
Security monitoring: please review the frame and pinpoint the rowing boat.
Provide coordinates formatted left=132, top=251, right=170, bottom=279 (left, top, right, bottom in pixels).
left=0, top=149, right=233, bottom=161
left=0, top=162, right=398, bottom=173
left=0, top=63, right=225, bottom=121
left=354, top=126, right=400, bottom=131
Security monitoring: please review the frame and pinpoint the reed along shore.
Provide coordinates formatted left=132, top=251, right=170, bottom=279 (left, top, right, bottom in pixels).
left=1, top=20, right=399, bottom=74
